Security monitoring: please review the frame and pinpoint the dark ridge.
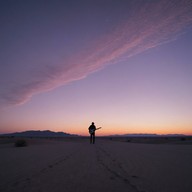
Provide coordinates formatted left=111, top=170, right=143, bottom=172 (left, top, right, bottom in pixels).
left=1, top=130, right=78, bottom=138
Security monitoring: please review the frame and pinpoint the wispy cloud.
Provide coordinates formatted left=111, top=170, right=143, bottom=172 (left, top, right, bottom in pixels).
left=1, top=0, right=192, bottom=107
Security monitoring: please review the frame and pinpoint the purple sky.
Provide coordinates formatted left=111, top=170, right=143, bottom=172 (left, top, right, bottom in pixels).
left=0, top=0, right=192, bottom=135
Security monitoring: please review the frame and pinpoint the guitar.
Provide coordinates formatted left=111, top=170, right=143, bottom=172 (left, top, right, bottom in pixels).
left=89, top=127, right=102, bottom=134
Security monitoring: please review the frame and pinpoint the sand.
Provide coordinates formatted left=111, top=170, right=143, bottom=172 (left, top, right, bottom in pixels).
left=0, top=138, right=192, bottom=192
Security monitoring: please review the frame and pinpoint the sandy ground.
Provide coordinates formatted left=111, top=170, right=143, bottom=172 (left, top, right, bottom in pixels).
left=0, top=138, right=192, bottom=192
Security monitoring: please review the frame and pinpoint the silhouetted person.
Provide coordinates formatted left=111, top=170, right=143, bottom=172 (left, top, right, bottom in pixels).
left=88, top=122, right=96, bottom=144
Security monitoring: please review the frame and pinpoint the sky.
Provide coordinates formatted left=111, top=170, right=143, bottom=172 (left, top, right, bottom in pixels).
left=0, top=0, right=192, bottom=136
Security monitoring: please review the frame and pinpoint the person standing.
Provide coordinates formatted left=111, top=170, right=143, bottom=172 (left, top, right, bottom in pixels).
left=88, top=122, right=96, bottom=144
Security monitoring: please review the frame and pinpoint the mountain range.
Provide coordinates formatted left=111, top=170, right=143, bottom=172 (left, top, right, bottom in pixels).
left=107, top=133, right=186, bottom=137
left=1, top=130, right=187, bottom=138
left=1, top=130, right=78, bottom=137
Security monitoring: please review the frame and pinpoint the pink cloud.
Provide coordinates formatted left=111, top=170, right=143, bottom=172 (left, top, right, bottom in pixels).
left=1, top=0, right=192, bottom=107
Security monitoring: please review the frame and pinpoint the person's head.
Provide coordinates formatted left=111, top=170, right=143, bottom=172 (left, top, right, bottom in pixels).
left=92, top=122, right=94, bottom=125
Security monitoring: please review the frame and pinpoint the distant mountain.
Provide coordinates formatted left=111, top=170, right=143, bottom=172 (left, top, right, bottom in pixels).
left=2, top=130, right=78, bottom=137
left=108, top=133, right=186, bottom=137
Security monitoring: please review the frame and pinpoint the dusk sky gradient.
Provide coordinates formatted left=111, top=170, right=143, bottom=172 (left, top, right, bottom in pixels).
left=0, top=0, right=192, bottom=135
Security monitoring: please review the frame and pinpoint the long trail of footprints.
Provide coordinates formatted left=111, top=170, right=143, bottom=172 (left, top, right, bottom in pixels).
left=1, top=143, right=153, bottom=192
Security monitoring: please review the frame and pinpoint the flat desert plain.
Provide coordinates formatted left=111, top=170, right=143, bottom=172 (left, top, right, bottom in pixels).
left=0, top=137, right=192, bottom=192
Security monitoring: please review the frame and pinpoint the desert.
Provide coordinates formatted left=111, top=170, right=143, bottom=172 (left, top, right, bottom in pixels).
left=1, top=1, right=192, bottom=192
left=0, top=137, right=192, bottom=192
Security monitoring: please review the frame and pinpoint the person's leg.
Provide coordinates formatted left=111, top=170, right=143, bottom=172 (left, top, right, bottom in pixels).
left=93, top=132, right=95, bottom=144
left=90, top=134, right=92, bottom=143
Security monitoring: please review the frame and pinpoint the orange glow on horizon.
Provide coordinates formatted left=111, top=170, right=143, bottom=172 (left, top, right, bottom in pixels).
left=0, top=117, right=191, bottom=136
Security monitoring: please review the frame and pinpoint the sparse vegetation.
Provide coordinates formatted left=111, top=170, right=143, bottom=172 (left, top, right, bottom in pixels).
left=15, top=139, right=27, bottom=147
left=181, top=137, right=186, bottom=141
